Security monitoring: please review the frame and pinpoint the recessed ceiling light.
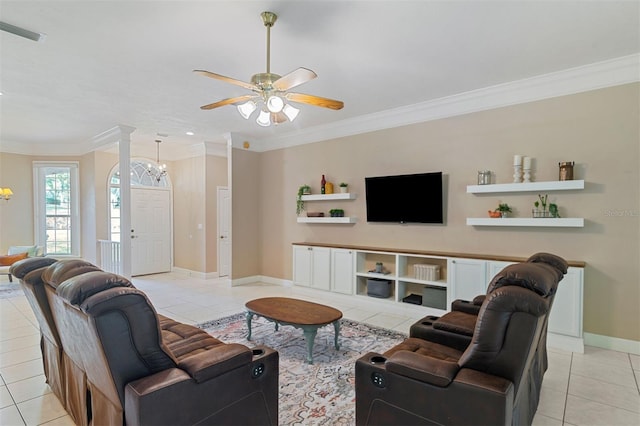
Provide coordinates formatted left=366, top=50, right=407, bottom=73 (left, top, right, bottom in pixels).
left=186, top=131, right=195, bottom=136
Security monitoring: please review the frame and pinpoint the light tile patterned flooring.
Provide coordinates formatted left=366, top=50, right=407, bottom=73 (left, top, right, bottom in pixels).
left=1, top=272, right=639, bottom=425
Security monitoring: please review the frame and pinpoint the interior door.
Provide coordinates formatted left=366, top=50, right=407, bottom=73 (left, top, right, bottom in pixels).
left=217, top=187, right=231, bottom=277
left=131, top=188, right=171, bottom=276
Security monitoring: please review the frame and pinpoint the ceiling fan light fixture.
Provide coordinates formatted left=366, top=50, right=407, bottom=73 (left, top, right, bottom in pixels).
left=266, top=95, right=284, bottom=113
left=283, top=104, right=300, bottom=122
left=237, top=100, right=257, bottom=119
left=256, top=110, right=271, bottom=127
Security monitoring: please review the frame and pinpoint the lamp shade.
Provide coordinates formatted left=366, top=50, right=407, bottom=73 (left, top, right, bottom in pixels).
left=0, top=187, right=13, bottom=200
left=266, top=95, right=284, bottom=113
left=237, top=101, right=257, bottom=119
left=256, top=110, right=271, bottom=127
left=283, top=104, right=299, bottom=122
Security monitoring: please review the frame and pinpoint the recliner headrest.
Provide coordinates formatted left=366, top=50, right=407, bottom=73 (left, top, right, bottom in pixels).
left=487, top=262, right=560, bottom=297
left=9, top=257, right=58, bottom=279
left=526, top=252, right=568, bottom=274
left=42, top=259, right=102, bottom=288
left=56, top=271, right=135, bottom=306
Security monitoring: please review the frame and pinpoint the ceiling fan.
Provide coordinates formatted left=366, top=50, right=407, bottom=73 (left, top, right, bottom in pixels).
left=194, top=11, right=343, bottom=126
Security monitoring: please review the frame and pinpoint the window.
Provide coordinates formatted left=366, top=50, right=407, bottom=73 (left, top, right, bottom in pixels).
left=33, top=162, right=79, bottom=256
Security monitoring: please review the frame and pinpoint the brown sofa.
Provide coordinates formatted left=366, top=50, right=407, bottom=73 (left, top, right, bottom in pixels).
left=11, top=257, right=279, bottom=425
left=355, top=257, right=562, bottom=425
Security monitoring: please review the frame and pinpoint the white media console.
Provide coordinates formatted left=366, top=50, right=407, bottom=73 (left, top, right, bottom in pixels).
left=292, top=243, right=585, bottom=353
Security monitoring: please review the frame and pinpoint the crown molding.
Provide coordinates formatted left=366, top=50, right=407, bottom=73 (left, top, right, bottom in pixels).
left=256, top=54, right=640, bottom=152
left=2, top=55, right=638, bottom=156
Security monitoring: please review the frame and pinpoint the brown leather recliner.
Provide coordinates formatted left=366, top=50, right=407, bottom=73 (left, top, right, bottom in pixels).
left=9, top=257, right=62, bottom=400
left=408, top=253, right=567, bottom=417
left=356, top=280, right=553, bottom=425
left=48, top=264, right=279, bottom=425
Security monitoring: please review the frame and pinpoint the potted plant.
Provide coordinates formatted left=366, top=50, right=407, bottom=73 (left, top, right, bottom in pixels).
left=549, top=203, right=561, bottom=218
left=296, top=185, right=311, bottom=215
left=339, top=182, right=348, bottom=193
left=535, top=194, right=549, bottom=217
left=329, top=209, right=345, bottom=217
left=532, top=200, right=541, bottom=218
left=495, top=203, right=512, bottom=218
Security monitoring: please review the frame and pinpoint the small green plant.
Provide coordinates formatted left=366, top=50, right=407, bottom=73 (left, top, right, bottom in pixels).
left=339, top=182, right=348, bottom=187
left=537, top=194, right=548, bottom=211
left=329, top=209, right=345, bottom=217
left=495, top=203, right=512, bottom=213
left=549, top=203, right=561, bottom=218
left=296, top=185, right=311, bottom=215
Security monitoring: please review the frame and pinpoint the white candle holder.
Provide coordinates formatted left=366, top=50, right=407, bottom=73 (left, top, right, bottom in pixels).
left=513, top=165, right=522, bottom=183
left=523, top=168, right=532, bottom=183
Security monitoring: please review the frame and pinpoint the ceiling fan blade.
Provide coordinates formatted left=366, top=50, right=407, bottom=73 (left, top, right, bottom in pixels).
left=272, top=68, right=317, bottom=91
left=0, top=21, right=45, bottom=42
left=193, top=70, right=258, bottom=91
left=200, top=94, right=256, bottom=110
left=286, top=93, right=344, bottom=110
left=271, top=112, right=288, bottom=125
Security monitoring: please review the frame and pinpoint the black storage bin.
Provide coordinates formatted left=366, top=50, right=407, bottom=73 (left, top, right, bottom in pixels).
left=367, top=278, right=391, bottom=298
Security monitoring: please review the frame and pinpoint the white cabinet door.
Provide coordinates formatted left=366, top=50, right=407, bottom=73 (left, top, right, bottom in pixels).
left=293, top=245, right=313, bottom=287
left=548, top=267, right=583, bottom=338
left=331, top=249, right=354, bottom=294
left=311, top=247, right=331, bottom=291
left=449, top=258, right=487, bottom=302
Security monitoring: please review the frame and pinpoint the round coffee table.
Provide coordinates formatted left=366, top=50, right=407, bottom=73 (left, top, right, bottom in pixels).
left=245, top=297, right=343, bottom=364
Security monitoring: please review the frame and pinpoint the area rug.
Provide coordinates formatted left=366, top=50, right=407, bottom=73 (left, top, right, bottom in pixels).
left=197, top=312, right=408, bottom=425
left=0, top=282, right=24, bottom=299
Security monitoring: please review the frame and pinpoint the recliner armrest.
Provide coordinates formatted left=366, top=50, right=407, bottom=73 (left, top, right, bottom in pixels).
left=386, top=350, right=459, bottom=387
left=177, top=343, right=252, bottom=383
left=451, top=298, right=483, bottom=315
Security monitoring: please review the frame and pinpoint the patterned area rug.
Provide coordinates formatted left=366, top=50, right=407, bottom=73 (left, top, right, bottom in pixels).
left=197, top=312, right=408, bottom=425
left=0, top=282, right=23, bottom=299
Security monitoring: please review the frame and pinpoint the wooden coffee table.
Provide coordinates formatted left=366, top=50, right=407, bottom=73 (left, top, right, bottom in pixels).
left=245, top=297, right=343, bottom=364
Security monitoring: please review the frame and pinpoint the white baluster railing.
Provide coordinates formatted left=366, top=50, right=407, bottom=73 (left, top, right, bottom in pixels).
left=98, top=240, right=121, bottom=274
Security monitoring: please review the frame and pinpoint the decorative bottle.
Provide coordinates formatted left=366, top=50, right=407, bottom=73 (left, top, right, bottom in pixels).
left=321, top=174, right=326, bottom=194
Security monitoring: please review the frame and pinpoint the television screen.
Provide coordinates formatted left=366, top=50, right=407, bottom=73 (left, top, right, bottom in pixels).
left=365, top=172, right=444, bottom=224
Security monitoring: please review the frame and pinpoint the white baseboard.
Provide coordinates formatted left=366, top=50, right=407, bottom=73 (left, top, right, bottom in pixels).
left=548, top=333, right=584, bottom=354
left=584, top=332, right=640, bottom=355
left=171, top=267, right=219, bottom=279
left=231, top=275, right=292, bottom=287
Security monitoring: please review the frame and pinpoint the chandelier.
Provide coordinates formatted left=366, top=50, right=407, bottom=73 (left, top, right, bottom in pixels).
left=146, top=140, right=167, bottom=182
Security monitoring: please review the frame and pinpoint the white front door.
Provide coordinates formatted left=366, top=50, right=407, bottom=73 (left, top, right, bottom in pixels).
left=131, top=188, right=171, bottom=276
left=217, top=187, right=231, bottom=277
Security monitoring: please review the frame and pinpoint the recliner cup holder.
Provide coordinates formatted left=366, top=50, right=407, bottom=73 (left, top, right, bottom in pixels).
left=252, top=348, right=264, bottom=356
left=370, top=356, right=387, bottom=364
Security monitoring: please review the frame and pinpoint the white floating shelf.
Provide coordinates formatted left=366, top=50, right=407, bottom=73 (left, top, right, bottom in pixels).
left=297, top=217, right=357, bottom=224
left=467, top=180, right=584, bottom=194
left=300, top=193, right=357, bottom=201
left=466, top=218, right=584, bottom=227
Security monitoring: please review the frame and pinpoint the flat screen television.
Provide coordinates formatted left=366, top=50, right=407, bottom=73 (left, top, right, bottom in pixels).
left=365, top=172, right=444, bottom=224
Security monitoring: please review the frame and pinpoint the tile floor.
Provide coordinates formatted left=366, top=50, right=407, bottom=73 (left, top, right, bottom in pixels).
left=1, top=272, right=639, bottom=425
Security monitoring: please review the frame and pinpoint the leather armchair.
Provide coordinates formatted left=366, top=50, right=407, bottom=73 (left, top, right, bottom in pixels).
left=409, top=253, right=567, bottom=411
left=356, top=283, right=551, bottom=425
left=48, top=263, right=278, bottom=425
left=9, top=257, right=62, bottom=400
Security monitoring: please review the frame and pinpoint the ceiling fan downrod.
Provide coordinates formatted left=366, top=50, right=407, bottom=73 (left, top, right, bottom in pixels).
left=261, top=11, right=277, bottom=75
